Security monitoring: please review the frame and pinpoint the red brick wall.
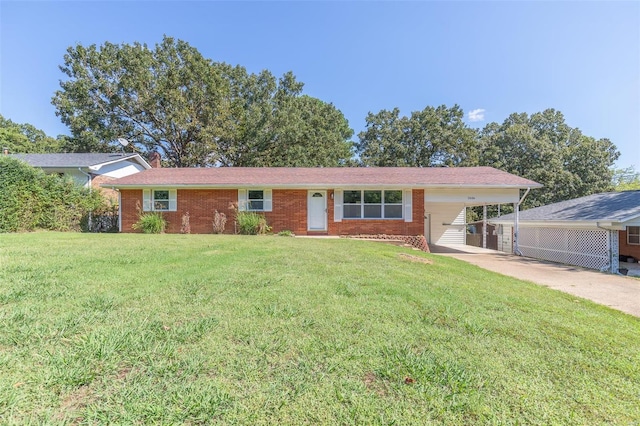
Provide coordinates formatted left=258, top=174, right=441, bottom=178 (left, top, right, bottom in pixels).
left=119, top=188, right=426, bottom=236
left=619, top=229, right=640, bottom=260
left=328, top=189, right=424, bottom=236
left=264, top=190, right=308, bottom=234
left=120, top=189, right=141, bottom=232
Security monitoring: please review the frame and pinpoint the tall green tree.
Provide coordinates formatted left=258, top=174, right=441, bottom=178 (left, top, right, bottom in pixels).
left=52, top=36, right=354, bottom=167
left=478, top=109, right=619, bottom=208
left=612, top=166, right=640, bottom=191
left=356, top=105, right=477, bottom=167
left=0, top=115, right=62, bottom=153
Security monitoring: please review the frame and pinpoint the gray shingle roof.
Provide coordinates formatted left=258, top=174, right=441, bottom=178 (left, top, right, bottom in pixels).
left=497, top=191, right=640, bottom=223
left=10, top=153, right=144, bottom=168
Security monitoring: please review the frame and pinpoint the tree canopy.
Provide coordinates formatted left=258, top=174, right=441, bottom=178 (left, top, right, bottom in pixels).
left=356, top=105, right=477, bottom=167
left=477, top=109, right=619, bottom=208
left=52, top=36, right=353, bottom=167
left=0, top=115, right=63, bottom=154
left=612, top=166, right=640, bottom=191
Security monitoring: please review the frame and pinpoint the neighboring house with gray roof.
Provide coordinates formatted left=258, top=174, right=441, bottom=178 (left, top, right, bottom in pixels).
left=491, top=191, right=640, bottom=274
left=10, top=153, right=152, bottom=199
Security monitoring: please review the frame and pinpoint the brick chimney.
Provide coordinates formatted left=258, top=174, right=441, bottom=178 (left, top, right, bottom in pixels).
left=149, top=152, right=161, bottom=168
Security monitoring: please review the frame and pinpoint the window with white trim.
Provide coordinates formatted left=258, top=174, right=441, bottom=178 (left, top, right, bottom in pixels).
left=238, top=189, right=272, bottom=212
left=248, top=190, right=264, bottom=211
left=342, top=190, right=403, bottom=219
left=628, top=226, right=640, bottom=245
left=143, top=189, right=177, bottom=212
left=153, top=190, right=170, bottom=211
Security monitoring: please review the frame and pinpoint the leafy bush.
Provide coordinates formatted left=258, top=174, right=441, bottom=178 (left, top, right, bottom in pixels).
left=132, top=212, right=166, bottom=234
left=277, top=230, right=295, bottom=237
left=0, top=156, right=104, bottom=232
left=236, top=211, right=271, bottom=235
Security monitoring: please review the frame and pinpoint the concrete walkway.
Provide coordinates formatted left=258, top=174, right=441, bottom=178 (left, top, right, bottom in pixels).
left=430, top=245, right=640, bottom=318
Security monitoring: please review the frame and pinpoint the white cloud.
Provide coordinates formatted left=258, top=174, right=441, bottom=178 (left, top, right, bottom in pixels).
left=468, top=109, right=486, bottom=122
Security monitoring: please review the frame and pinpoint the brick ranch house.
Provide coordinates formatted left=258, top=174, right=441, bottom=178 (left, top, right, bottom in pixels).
left=107, top=166, right=540, bottom=245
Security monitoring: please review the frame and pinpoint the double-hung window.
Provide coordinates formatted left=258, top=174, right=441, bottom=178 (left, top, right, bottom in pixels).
left=342, top=190, right=403, bottom=219
left=153, top=190, right=170, bottom=211
left=248, top=190, right=264, bottom=211
left=628, top=226, right=640, bottom=245
left=143, top=189, right=177, bottom=212
left=238, top=189, right=272, bottom=212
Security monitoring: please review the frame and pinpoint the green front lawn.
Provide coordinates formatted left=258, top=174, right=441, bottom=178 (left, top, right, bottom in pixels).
left=0, top=233, right=638, bottom=424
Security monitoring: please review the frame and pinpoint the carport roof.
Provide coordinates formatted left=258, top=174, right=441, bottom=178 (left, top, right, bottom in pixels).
left=493, top=191, right=640, bottom=224
left=108, top=166, right=542, bottom=189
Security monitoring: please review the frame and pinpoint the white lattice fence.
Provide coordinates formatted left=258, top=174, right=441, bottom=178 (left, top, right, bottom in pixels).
left=519, top=227, right=610, bottom=271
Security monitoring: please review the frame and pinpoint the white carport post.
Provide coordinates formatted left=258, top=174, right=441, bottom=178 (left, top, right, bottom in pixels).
left=482, top=205, right=487, bottom=249
left=513, top=202, right=520, bottom=255
left=513, top=187, right=531, bottom=256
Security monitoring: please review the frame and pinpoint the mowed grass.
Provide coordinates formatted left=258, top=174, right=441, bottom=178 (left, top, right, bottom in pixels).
left=0, top=233, right=638, bottom=425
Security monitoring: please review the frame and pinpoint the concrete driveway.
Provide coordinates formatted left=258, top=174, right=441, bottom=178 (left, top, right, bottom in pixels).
left=430, top=245, right=640, bottom=318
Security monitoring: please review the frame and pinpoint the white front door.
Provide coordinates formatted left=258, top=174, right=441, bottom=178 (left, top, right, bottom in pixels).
left=307, top=191, right=327, bottom=231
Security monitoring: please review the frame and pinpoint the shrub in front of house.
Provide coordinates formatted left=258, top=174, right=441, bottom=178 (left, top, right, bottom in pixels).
left=132, top=212, right=167, bottom=234
left=0, top=156, right=105, bottom=232
left=236, top=211, right=271, bottom=235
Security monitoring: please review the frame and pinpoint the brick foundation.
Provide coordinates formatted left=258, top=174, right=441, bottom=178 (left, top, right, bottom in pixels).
left=344, top=234, right=430, bottom=252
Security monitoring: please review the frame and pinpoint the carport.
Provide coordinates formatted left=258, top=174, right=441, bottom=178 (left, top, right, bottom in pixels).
left=490, top=191, right=640, bottom=274
left=424, top=186, right=540, bottom=250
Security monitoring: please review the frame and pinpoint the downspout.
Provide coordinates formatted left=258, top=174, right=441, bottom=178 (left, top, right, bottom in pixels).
left=513, top=187, right=531, bottom=256
left=77, top=168, right=92, bottom=230
left=116, top=188, right=122, bottom=233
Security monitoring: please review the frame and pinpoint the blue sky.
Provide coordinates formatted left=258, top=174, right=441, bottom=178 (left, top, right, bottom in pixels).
left=1, top=1, right=638, bottom=169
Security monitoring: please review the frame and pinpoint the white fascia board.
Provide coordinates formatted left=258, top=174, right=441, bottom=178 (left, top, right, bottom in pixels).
left=109, top=183, right=414, bottom=190
left=618, top=213, right=640, bottom=225
left=90, top=154, right=152, bottom=171
left=488, top=219, right=625, bottom=230
left=420, top=184, right=543, bottom=189
left=621, top=218, right=640, bottom=227
left=107, top=183, right=539, bottom=190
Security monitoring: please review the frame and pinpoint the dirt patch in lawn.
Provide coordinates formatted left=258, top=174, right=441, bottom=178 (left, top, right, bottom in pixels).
left=398, top=253, right=433, bottom=264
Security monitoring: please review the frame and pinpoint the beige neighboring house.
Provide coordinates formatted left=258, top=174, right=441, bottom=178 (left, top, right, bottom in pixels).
left=10, top=153, right=151, bottom=200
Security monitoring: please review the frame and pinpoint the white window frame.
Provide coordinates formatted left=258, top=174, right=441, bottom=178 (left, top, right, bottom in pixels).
left=143, top=189, right=177, bottom=212
left=238, top=189, right=272, bottom=212
left=341, top=189, right=404, bottom=220
left=628, top=226, right=640, bottom=245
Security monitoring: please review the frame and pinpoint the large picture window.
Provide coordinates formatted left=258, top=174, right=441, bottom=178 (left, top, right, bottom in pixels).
left=343, top=190, right=403, bottom=219
left=628, top=226, right=640, bottom=245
